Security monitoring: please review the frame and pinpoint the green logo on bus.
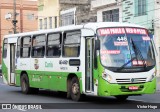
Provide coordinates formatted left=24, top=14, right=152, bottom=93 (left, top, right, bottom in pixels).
left=45, top=62, right=53, bottom=68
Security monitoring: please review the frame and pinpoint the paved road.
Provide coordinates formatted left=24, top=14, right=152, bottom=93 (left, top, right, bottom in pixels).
left=0, top=77, right=160, bottom=112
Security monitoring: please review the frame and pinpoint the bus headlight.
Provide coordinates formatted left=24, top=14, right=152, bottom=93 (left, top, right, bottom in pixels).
left=148, top=73, right=155, bottom=82
left=102, top=72, right=112, bottom=83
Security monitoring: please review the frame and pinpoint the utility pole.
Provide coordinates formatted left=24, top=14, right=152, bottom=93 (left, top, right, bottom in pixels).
left=12, top=0, right=18, bottom=34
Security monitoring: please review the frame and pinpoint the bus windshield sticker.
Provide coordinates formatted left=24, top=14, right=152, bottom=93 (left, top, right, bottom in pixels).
left=117, top=36, right=127, bottom=41
left=101, top=50, right=120, bottom=54
left=101, top=55, right=106, bottom=60
left=98, top=28, right=125, bottom=36
left=101, top=55, right=107, bottom=60
left=125, top=28, right=147, bottom=35
left=114, top=41, right=128, bottom=46
left=142, top=36, right=150, bottom=41
left=132, top=60, right=146, bottom=66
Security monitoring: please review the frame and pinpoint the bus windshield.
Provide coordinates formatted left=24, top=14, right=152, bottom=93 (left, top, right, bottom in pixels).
left=98, top=27, right=156, bottom=72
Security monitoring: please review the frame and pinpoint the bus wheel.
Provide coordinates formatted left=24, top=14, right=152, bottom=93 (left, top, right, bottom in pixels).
left=20, top=73, right=31, bottom=94
left=70, top=77, right=81, bottom=101
left=115, top=95, right=128, bottom=101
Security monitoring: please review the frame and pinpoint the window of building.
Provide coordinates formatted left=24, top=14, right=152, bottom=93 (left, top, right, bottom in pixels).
left=49, top=17, right=52, bottom=29
left=3, top=39, right=8, bottom=58
left=55, top=16, right=57, bottom=28
left=44, top=18, right=47, bottom=29
left=60, top=8, right=76, bottom=26
left=46, top=33, right=61, bottom=57
left=61, top=12, right=74, bottom=26
left=39, top=19, right=43, bottom=30
left=27, top=14, right=34, bottom=20
left=16, top=37, right=20, bottom=57
left=102, top=9, right=119, bottom=22
left=32, top=35, right=45, bottom=57
left=20, top=36, right=31, bottom=58
left=63, top=31, right=81, bottom=57
left=135, top=0, right=147, bottom=16
left=138, top=0, right=146, bottom=16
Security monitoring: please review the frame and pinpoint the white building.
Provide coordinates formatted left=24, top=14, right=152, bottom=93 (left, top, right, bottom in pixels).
left=91, top=0, right=123, bottom=22
left=154, top=0, right=160, bottom=76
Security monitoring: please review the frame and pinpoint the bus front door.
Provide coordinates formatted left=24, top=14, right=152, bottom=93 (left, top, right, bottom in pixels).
left=85, top=38, right=94, bottom=92
left=10, top=43, right=16, bottom=84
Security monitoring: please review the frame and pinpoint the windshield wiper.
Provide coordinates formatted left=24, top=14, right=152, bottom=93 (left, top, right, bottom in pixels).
left=116, top=38, right=146, bottom=72
left=130, top=38, right=146, bottom=69
left=116, top=56, right=136, bottom=71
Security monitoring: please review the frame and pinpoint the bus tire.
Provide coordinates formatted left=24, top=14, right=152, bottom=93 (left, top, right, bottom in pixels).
left=70, top=77, right=82, bottom=101
left=20, top=73, right=32, bottom=94
left=115, top=95, right=128, bottom=101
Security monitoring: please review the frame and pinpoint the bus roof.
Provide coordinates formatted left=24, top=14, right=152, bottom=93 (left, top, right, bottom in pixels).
left=4, top=22, right=145, bottom=39
left=84, top=22, right=145, bottom=30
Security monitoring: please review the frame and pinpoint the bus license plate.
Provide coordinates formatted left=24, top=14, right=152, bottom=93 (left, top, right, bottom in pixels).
left=128, top=86, right=138, bottom=90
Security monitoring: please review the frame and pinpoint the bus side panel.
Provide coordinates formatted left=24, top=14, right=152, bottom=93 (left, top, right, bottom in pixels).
left=15, top=70, right=31, bottom=87
left=48, top=73, right=59, bottom=91
left=2, top=59, right=8, bottom=84
left=15, top=70, right=21, bottom=86
left=45, top=57, right=82, bottom=92
left=58, top=72, right=82, bottom=92
left=16, top=58, right=31, bottom=86
left=29, top=58, right=46, bottom=89
left=45, top=58, right=60, bottom=90
left=97, top=55, right=105, bottom=96
left=58, top=57, right=82, bottom=92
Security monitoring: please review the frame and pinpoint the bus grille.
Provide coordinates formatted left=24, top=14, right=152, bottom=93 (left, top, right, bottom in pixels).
left=116, top=78, right=147, bottom=84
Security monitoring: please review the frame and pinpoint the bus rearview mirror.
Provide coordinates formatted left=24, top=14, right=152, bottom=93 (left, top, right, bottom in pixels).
left=95, top=40, right=100, bottom=50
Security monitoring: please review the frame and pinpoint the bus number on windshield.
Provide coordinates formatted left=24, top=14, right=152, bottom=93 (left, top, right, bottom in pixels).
left=117, top=36, right=127, bottom=41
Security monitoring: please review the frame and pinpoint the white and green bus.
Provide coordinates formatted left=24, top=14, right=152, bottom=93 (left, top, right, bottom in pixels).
left=2, top=22, right=157, bottom=101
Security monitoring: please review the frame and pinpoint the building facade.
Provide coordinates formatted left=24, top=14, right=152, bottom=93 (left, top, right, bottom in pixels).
left=38, top=0, right=60, bottom=30
left=0, top=0, right=38, bottom=64
left=59, top=0, right=96, bottom=26
left=91, top=0, right=123, bottom=22
left=122, top=0, right=154, bottom=31
left=38, top=0, right=96, bottom=28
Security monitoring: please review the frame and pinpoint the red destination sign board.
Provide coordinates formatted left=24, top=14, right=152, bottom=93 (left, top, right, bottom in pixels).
left=98, top=28, right=147, bottom=36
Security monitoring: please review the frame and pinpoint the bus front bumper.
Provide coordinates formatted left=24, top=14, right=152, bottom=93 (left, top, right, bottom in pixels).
left=98, top=78, right=156, bottom=96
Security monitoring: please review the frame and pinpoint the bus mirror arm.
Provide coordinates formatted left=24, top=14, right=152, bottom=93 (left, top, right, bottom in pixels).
left=94, top=51, right=97, bottom=69
left=94, top=40, right=100, bottom=69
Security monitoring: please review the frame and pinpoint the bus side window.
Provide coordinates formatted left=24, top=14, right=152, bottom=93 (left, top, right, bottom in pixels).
left=3, top=39, right=8, bottom=58
left=20, top=36, right=31, bottom=58
left=46, top=33, right=61, bottom=57
left=32, top=34, right=45, bottom=58
left=63, top=31, right=81, bottom=57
